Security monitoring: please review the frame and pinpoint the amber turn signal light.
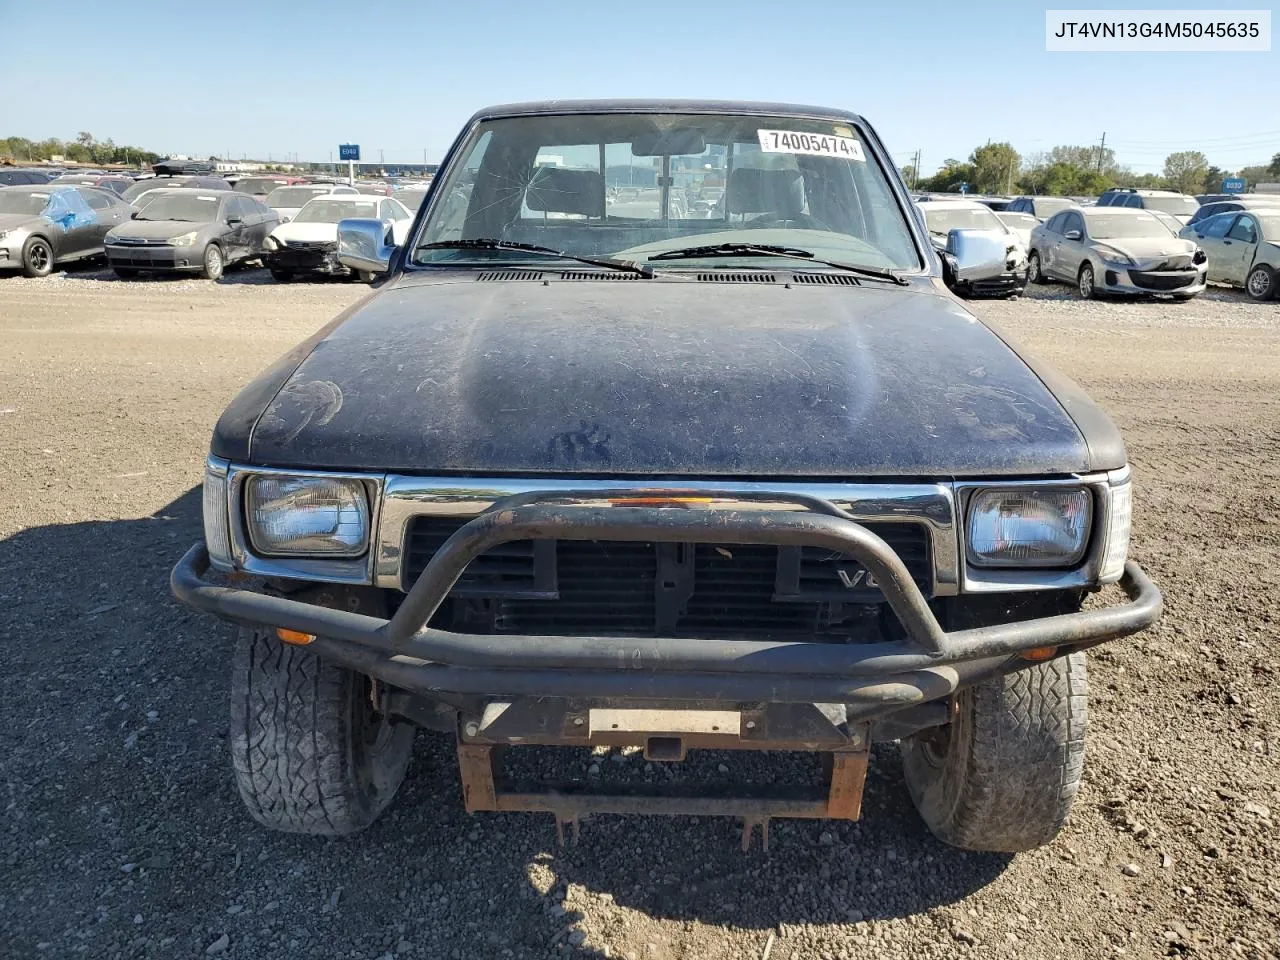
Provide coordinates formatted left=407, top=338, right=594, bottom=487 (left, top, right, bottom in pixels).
left=1020, top=646, right=1059, bottom=662
left=276, top=628, right=316, bottom=646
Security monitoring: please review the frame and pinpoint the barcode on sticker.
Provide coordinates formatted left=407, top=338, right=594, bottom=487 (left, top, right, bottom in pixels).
left=757, top=129, right=865, bottom=161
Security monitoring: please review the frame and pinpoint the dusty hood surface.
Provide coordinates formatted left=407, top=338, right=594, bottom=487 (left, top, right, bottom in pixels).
left=224, top=275, right=1097, bottom=477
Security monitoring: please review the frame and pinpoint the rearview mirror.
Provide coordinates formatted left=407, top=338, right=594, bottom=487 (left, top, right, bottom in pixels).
left=947, top=229, right=1008, bottom=283
left=1064, top=229, right=1082, bottom=241
left=631, top=126, right=706, bottom=157
left=338, top=218, right=398, bottom=275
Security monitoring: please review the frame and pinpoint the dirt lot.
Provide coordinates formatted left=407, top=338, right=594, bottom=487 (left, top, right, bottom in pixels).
left=1, top=267, right=1278, bottom=960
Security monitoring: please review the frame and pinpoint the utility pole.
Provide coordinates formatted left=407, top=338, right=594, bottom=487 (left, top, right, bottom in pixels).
left=1097, top=132, right=1107, bottom=172
left=912, top=149, right=921, bottom=190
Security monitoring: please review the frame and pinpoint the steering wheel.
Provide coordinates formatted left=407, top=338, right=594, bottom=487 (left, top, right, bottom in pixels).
left=747, top=212, right=834, bottom=232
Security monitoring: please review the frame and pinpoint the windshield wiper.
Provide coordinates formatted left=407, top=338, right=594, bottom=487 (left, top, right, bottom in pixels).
left=417, top=239, right=653, bottom=277
left=646, top=242, right=909, bottom=285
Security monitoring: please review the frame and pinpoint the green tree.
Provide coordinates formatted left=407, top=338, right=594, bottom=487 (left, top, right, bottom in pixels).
left=1163, top=150, right=1209, bottom=195
left=970, top=142, right=1020, bottom=194
left=899, top=163, right=917, bottom=188
left=1268, top=153, right=1280, bottom=177
left=1202, top=165, right=1225, bottom=194
left=916, top=159, right=976, bottom=193
left=1050, top=143, right=1117, bottom=175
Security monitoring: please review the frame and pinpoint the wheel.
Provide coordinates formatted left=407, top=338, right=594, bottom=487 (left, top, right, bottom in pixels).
left=229, top=625, right=414, bottom=835
left=269, top=268, right=294, bottom=283
left=1027, top=250, right=1046, bottom=284
left=21, top=236, right=54, bottom=278
left=112, top=267, right=139, bottom=279
left=900, top=652, right=1088, bottom=852
left=1077, top=262, right=1098, bottom=299
left=200, top=243, right=225, bottom=280
left=1246, top=264, right=1276, bottom=301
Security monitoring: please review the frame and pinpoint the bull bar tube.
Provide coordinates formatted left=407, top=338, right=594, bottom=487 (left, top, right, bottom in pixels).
left=171, top=495, right=1161, bottom=840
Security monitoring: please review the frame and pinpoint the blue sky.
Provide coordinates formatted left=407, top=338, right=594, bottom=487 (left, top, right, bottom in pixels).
left=2, top=0, right=1276, bottom=174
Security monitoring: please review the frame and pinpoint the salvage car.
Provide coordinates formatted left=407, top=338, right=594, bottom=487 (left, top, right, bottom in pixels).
left=916, top=197, right=1028, bottom=297
left=0, top=168, right=56, bottom=186
left=995, top=210, right=1038, bottom=250
left=0, top=183, right=130, bottom=277
left=1185, top=195, right=1280, bottom=228
left=1095, top=188, right=1199, bottom=224
left=234, top=176, right=306, bottom=200
left=1004, top=196, right=1072, bottom=220
left=52, top=173, right=132, bottom=197
left=104, top=190, right=277, bottom=279
left=1180, top=208, right=1280, bottom=300
left=263, top=194, right=413, bottom=281
left=1028, top=206, right=1207, bottom=300
left=122, top=176, right=226, bottom=205
left=172, top=100, right=1160, bottom=853
left=263, top=183, right=358, bottom=222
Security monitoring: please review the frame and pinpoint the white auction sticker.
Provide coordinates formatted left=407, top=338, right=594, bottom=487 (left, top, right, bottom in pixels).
left=757, top=129, right=865, bottom=161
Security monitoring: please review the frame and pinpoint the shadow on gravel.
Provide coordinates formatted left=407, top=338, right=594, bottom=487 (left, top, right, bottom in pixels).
left=0, top=488, right=1007, bottom=960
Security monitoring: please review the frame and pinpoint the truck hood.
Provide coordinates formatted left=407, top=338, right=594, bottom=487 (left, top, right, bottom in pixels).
left=228, top=275, right=1101, bottom=477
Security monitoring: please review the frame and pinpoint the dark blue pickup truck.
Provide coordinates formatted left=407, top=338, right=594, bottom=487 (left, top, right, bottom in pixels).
left=172, top=100, right=1160, bottom=853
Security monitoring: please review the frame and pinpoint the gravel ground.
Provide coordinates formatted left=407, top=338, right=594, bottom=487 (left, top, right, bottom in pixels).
left=1, top=266, right=1278, bottom=960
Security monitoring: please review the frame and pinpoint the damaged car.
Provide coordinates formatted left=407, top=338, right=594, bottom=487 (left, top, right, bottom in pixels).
left=263, top=193, right=413, bottom=282
left=1029, top=206, right=1207, bottom=300
left=172, top=100, right=1160, bottom=853
left=916, top=196, right=1029, bottom=298
left=0, top=183, right=130, bottom=277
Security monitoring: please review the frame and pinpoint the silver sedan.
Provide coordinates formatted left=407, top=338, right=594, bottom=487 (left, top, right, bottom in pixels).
left=1027, top=206, right=1207, bottom=300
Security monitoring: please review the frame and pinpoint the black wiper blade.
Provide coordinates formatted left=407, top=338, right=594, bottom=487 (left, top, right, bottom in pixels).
left=418, top=239, right=653, bottom=277
left=647, top=242, right=909, bottom=285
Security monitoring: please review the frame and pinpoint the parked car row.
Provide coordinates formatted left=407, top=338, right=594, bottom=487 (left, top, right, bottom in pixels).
left=914, top=184, right=1280, bottom=301
left=0, top=168, right=431, bottom=282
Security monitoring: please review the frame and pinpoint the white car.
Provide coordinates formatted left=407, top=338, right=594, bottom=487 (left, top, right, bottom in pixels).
left=262, top=193, right=413, bottom=281
left=916, top=197, right=1029, bottom=298
left=996, top=211, right=1039, bottom=251
left=263, top=183, right=359, bottom=222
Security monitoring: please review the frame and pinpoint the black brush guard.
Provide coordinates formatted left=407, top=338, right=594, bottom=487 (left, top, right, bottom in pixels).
left=172, top=493, right=1161, bottom=841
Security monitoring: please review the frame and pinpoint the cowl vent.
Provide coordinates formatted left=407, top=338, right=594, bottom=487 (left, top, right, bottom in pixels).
left=792, top=273, right=860, bottom=286
left=695, top=273, right=778, bottom=283
left=475, top=271, right=544, bottom=282
left=558, top=271, right=643, bottom=280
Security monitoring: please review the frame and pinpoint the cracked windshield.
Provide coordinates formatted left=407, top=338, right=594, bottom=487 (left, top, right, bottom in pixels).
left=413, top=113, right=920, bottom=271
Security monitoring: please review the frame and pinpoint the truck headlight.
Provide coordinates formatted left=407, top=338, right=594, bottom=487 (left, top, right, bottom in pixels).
left=967, top=488, right=1092, bottom=568
left=245, top=475, right=370, bottom=557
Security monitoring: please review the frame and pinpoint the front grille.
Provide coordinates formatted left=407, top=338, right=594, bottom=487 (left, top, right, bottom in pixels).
left=1128, top=269, right=1198, bottom=291
left=1148, top=255, right=1193, bottom=271
left=401, top=515, right=932, bottom=642
left=281, top=240, right=335, bottom=252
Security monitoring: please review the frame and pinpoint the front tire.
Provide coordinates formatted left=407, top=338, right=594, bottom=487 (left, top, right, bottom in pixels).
left=900, top=653, right=1088, bottom=852
left=229, top=627, right=414, bottom=835
left=1246, top=264, right=1277, bottom=301
left=112, top=267, right=139, bottom=279
left=269, top=268, right=294, bottom=283
left=200, top=243, right=225, bottom=280
left=1077, top=262, right=1099, bottom=300
left=1027, top=250, right=1045, bottom=284
left=22, top=236, right=54, bottom=278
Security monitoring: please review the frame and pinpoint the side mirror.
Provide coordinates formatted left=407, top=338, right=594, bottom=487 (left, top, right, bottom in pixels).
left=947, top=229, right=1008, bottom=283
left=338, top=217, right=398, bottom=275
left=1064, top=229, right=1082, bottom=241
